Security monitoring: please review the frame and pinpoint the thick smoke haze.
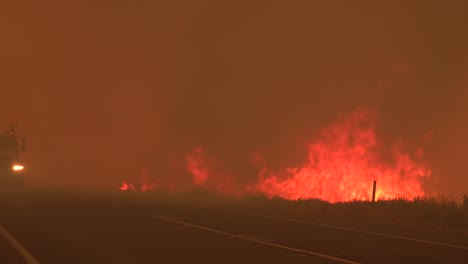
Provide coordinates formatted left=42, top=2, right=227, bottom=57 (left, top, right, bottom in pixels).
left=1, top=1, right=467, bottom=195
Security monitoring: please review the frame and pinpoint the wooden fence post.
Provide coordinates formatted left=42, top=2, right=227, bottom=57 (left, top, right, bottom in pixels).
left=372, top=180, right=377, bottom=203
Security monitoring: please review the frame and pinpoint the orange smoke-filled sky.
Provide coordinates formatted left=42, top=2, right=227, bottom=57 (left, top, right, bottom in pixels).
left=0, top=1, right=467, bottom=194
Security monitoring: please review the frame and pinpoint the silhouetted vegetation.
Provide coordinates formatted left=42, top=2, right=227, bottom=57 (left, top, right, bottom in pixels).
left=112, top=190, right=468, bottom=233
left=173, top=192, right=468, bottom=233
left=234, top=195, right=468, bottom=232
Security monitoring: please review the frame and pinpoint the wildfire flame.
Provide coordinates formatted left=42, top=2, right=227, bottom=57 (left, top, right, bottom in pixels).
left=119, top=181, right=135, bottom=191
left=119, top=168, right=155, bottom=192
left=185, top=146, right=210, bottom=185
left=119, top=108, right=431, bottom=203
left=185, top=146, right=239, bottom=196
left=249, top=109, right=431, bottom=202
left=139, top=168, right=156, bottom=192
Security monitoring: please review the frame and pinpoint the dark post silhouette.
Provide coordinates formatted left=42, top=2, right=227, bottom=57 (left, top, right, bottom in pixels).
left=372, top=180, right=377, bottom=203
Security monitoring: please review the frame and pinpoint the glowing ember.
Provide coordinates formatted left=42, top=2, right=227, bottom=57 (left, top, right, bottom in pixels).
left=249, top=109, right=431, bottom=202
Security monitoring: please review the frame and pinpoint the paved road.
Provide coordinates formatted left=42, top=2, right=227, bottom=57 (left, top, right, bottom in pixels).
left=0, top=228, right=26, bottom=264
left=0, top=193, right=467, bottom=264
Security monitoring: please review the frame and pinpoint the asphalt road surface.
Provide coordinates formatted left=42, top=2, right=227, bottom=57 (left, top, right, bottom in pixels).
left=0, top=193, right=467, bottom=264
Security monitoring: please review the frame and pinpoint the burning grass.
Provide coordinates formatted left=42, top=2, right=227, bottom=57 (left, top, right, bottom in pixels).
left=114, top=106, right=468, bottom=235
left=121, top=108, right=433, bottom=203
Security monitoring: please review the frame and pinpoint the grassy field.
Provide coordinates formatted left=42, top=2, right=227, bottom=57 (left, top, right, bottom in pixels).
left=225, top=194, right=468, bottom=234
left=104, top=189, right=468, bottom=235
left=142, top=190, right=468, bottom=233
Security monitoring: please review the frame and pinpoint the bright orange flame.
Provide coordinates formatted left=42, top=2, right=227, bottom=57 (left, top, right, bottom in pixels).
left=119, top=181, right=135, bottom=191
left=118, top=108, right=431, bottom=202
left=185, top=146, right=240, bottom=196
left=185, top=146, right=210, bottom=185
left=119, top=168, right=155, bottom=192
left=249, top=109, right=431, bottom=202
left=139, top=168, right=156, bottom=192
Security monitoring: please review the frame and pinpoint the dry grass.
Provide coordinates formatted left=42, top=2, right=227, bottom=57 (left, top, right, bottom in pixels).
left=236, top=195, right=468, bottom=232
left=112, top=189, right=468, bottom=234
left=178, top=192, right=468, bottom=233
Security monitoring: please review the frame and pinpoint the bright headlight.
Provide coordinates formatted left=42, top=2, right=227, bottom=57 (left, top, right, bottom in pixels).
left=12, top=164, right=24, bottom=171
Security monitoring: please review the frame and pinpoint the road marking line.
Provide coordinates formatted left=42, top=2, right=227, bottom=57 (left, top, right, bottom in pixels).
left=192, top=206, right=468, bottom=250
left=0, top=225, right=40, bottom=264
left=159, top=216, right=177, bottom=221
left=151, top=215, right=362, bottom=264
left=239, top=234, right=274, bottom=243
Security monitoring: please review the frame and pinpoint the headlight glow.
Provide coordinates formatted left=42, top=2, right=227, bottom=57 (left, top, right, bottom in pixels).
left=12, top=164, right=24, bottom=171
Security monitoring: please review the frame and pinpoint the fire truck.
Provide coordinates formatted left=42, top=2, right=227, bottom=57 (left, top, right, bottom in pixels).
left=0, top=125, right=26, bottom=193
